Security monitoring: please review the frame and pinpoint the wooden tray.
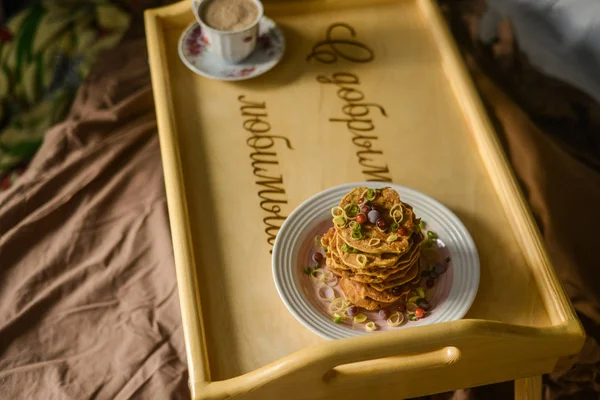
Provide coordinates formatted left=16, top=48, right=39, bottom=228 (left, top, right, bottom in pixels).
left=145, top=1, right=585, bottom=398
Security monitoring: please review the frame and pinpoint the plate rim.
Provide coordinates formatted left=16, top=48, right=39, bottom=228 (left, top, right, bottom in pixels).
left=272, top=182, right=480, bottom=340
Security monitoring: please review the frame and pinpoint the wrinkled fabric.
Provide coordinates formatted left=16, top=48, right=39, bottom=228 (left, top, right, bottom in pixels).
left=0, top=38, right=188, bottom=399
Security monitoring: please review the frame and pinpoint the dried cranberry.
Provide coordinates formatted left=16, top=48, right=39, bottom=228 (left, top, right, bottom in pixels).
left=312, top=252, right=323, bottom=263
left=356, top=213, right=367, bottom=224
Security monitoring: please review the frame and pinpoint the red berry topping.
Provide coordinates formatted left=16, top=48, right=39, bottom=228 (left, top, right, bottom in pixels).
left=356, top=213, right=367, bottom=224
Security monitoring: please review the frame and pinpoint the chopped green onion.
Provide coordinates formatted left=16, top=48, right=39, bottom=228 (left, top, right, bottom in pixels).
left=419, top=220, right=426, bottom=230
left=366, top=189, right=375, bottom=199
left=315, top=263, right=322, bottom=269
left=409, top=315, right=418, bottom=321
left=427, top=231, right=438, bottom=239
left=446, top=256, right=451, bottom=263
left=351, top=230, right=363, bottom=240
left=386, top=312, right=404, bottom=327
left=417, top=288, right=425, bottom=298
left=331, top=206, right=345, bottom=217
left=368, top=238, right=381, bottom=247
left=304, top=267, right=312, bottom=275
left=344, top=203, right=360, bottom=217
left=333, top=216, right=346, bottom=226
left=386, top=233, right=399, bottom=242
left=324, top=248, right=328, bottom=253
left=314, top=235, right=323, bottom=247
left=390, top=222, right=400, bottom=232
left=356, top=254, right=367, bottom=266
left=353, top=314, right=367, bottom=323
left=333, top=316, right=343, bottom=323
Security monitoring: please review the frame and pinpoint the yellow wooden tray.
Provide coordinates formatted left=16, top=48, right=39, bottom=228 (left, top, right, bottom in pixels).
left=145, top=1, right=585, bottom=399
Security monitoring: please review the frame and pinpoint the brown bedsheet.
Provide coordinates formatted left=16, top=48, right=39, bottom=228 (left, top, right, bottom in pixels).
left=1, top=3, right=599, bottom=399
left=0, top=39, right=187, bottom=399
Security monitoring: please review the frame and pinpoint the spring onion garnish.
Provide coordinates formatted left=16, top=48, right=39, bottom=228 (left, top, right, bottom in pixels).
left=333, top=216, right=346, bottom=227
left=325, top=276, right=338, bottom=287
left=389, top=203, right=403, bottom=221
left=390, top=222, right=400, bottom=232
left=368, top=238, right=381, bottom=247
left=406, top=302, right=418, bottom=313
left=392, top=211, right=404, bottom=224
left=320, top=235, right=328, bottom=247
left=417, top=287, right=425, bottom=298
left=356, top=254, right=367, bottom=267
left=304, top=267, right=312, bottom=275
left=329, top=297, right=347, bottom=313
left=353, top=314, right=367, bottom=323
left=427, top=231, right=438, bottom=239
left=409, top=315, right=418, bottom=321
left=314, top=234, right=323, bottom=247
left=351, top=230, right=363, bottom=240
left=365, top=322, right=377, bottom=332
left=333, top=313, right=344, bottom=323
left=386, top=233, right=399, bottom=243
left=348, top=221, right=359, bottom=230
left=344, top=203, right=360, bottom=217
left=311, top=269, right=327, bottom=281
left=408, top=296, right=420, bottom=304
left=446, top=256, right=451, bottom=263
left=387, top=312, right=404, bottom=327
left=419, top=220, right=427, bottom=230
left=360, top=188, right=377, bottom=201
left=317, top=286, right=335, bottom=301
left=331, top=206, right=345, bottom=218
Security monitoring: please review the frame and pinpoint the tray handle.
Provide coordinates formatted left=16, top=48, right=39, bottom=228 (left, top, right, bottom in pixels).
left=323, top=346, right=461, bottom=384
left=196, top=320, right=584, bottom=400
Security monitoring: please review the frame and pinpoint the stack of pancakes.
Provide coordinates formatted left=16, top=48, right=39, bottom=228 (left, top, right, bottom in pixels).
left=322, top=187, right=424, bottom=310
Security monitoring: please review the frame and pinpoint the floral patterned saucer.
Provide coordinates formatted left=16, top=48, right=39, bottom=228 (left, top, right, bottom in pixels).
left=178, top=17, right=285, bottom=81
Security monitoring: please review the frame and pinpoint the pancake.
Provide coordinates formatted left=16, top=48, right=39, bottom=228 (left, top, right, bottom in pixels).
left=334, top=233, right=421, bottom=271
left=334, top=232, right=404, bottom=269
left=369, top=261, right=421, bottom=291
left=335, top=187, right=419, bottom=254
left=339, top=278, right=383, bottom=310
left=327, top=246, right=419, bottom=283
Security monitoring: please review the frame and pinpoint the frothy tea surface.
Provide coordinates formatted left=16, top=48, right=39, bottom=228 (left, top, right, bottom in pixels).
left=201, top=0, right=259, bottom=31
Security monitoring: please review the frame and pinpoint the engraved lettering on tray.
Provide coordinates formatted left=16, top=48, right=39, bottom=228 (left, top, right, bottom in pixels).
left=307, top=23, right=392, bottom=182
left=239, top=95, right=293, bottom=252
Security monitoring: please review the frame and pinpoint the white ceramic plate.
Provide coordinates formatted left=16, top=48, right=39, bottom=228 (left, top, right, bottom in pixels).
left=272, top=182, right=480, bottom=340
left=178, top=17, right=285, bottom=81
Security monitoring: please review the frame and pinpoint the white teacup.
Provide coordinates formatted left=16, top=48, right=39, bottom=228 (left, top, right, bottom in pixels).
left=191, top=0, right=264, bottom=64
